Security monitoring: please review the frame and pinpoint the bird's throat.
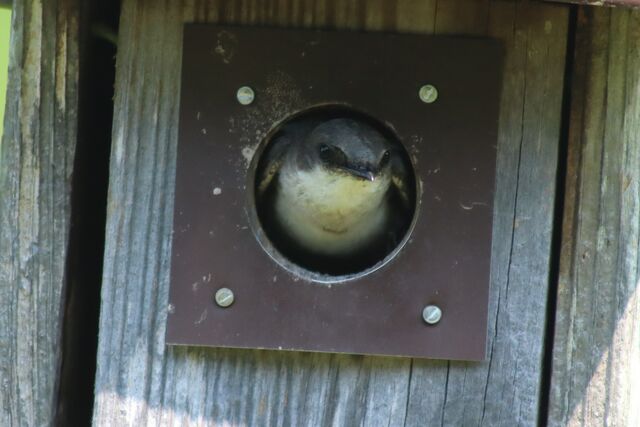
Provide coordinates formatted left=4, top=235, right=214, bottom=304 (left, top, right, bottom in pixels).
left=276, top=167, right=390, bottom=255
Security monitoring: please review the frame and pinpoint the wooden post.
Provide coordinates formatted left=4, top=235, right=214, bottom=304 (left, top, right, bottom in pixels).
left=92, top=1, right=569, bottom=425
left=0, top=0, right=80, bottom=425
left=549, top=7, right=640, bottom=427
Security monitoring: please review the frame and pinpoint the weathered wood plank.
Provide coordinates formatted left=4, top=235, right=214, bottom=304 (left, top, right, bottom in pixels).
left=407, top=2, right=570, bottom=426
left=548, top=7, right=640, bottom=427
left=547, top=0, right=640, bottom=9
left=93, top=0, right=568, bottom=425
left=0, top=0, right=80, bottom=425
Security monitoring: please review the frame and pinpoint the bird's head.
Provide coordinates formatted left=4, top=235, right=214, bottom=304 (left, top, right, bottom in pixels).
left=303, top=118, right=393, bottom=182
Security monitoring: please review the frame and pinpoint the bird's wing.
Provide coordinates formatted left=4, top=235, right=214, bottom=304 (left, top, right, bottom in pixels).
left=381, top=153, right=415, bottom=252
left=256, top=134, right=289, bottom=196
left=256, top=117, right=323, bottom=197
left=390, top=153, right=412, bottom=209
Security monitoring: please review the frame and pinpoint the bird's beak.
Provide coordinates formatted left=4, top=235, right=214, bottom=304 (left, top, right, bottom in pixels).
left=345, top=167, right=376, bottom=181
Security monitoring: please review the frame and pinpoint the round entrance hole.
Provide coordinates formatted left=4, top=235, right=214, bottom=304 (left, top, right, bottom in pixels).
left=248, top=106, right=418, bottom=282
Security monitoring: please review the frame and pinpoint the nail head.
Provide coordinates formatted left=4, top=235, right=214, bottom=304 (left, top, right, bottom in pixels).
left=236, top=86, right=255, bottom=105
left=215, top=287, right=235, bottom=308
left=422, top=304, right=442, bottom=325
left=419, top=84, right=438, bottom=104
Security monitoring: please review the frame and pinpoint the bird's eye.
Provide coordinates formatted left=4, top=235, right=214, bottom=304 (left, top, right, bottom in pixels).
left=319, top=144, right=346, bottom=166
left=379, top=150, right=391, bottom=167
left=318, top=144, right=332, bottom=162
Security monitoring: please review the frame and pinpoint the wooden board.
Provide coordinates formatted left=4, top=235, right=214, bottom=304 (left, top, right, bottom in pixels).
left=547, top=0, right=640, bottom=9
left=548, top=7, right=640, bottom=427
left=93, top=0, right=569, bottom=425
left=0, top=0, right=80, bottom=425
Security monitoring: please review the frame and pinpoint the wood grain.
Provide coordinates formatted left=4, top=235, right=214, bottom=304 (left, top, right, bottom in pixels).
left=0, top=0, right=80, bottom=425
left=93, top=0, right=569, bottom=425
left=548, top=7, right=640, bottom=427
left=547, top=0, right=640, bottom=9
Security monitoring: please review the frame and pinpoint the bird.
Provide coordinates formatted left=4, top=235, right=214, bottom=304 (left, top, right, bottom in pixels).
left=255, top=116, right=413, bottom=275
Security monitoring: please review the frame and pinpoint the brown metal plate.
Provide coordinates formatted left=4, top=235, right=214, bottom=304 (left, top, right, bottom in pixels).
left=166, top=25, right=503, bottom=360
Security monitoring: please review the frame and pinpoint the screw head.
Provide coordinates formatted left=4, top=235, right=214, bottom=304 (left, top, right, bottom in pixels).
left=236, top=86, right=255, bottom=105
left=422, top=305, right=442, bottom=325
left=215, top=287, right=235, bottom=308
left=418, top=84, right=438, bottom=104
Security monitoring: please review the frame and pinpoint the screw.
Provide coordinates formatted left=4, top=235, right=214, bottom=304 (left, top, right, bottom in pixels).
left=236, top=86, right=255, bottom=105
left=418, top=84, right=438, bottom=104
left=215, top=287, right=235, bottom=308
left=422, top=305, right=442, bottom=325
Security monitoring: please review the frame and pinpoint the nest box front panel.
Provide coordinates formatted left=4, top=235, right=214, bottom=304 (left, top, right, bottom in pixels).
left=166, top=24, right=503, bottom=360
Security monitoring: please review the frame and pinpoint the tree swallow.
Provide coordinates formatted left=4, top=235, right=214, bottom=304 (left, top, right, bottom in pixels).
left=256, top=117, right=413, bottom=275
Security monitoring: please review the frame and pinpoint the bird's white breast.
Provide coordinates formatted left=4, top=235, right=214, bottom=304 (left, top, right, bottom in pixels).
left=276, top=166, right=390, bottom=255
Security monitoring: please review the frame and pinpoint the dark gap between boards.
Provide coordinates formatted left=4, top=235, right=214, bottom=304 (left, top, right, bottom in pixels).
left=56, top=1, right=119, bottom=425
left=537, top=4, right=579, bottom=427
